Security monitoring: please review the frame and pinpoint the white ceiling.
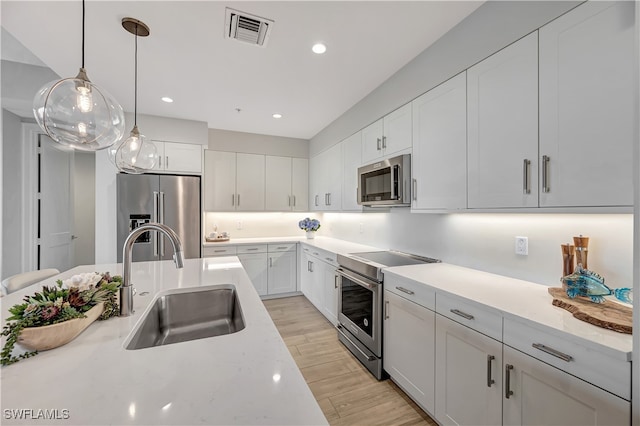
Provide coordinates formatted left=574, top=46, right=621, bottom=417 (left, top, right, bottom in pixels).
left=2, top=1, right=482, bottom=140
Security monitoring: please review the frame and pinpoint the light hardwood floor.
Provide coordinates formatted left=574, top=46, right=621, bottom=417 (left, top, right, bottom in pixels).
left=263, top=296, right=438, bottom=426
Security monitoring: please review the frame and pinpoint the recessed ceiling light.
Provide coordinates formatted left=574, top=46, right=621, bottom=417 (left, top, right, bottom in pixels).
left=272, top=113, right=282, bottom=119
left=161, top=97, right=174, bottom=103
left=312, top=43, right=326, bottom=54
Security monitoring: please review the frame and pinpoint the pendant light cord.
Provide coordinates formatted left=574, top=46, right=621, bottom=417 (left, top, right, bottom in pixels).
left=134, top=24, right=138, bottom=126
left=81, top=0, right=85, bottom=68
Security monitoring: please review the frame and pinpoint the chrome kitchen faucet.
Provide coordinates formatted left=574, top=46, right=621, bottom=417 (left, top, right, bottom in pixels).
left=120, top=223, right=185, bottom=316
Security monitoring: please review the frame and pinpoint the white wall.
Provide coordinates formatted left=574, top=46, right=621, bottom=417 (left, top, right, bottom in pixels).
left=321, top=211, right=633, bottom=288
left=204, top=212, right=317, bottom=239
left=73, top=152, right=95, bottom=266
left=208, top=128, right=308, bottom=158
left=2, top=109, right=23, bottom=279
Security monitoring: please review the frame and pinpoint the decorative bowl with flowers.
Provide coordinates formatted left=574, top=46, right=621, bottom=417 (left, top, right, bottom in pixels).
left=1, top=272, right=122, bottom=366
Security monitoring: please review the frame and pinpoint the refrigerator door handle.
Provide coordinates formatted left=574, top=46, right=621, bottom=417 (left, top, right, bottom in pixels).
left=153, top=191, right=159, bottom=257
left=159, top=191, right=166, bottom=256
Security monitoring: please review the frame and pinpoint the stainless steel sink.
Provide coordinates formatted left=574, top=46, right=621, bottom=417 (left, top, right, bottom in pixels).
left=125, top=284, right=245, bottom=350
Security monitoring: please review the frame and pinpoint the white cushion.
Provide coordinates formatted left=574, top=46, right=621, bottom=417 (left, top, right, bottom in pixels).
left=1, top=269, right=60, bottom=295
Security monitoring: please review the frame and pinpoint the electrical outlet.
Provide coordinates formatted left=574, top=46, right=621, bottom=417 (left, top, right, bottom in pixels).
left=236, top=221, right=243, bottom=230
left=515, top=236, right=528, bottom=256
left=359, top=223, right=364, bottom=234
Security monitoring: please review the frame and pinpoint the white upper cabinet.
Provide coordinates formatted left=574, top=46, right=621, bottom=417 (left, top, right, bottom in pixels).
left=157, top=142, right=202, bottom=174
left=204, top=150, right=236, bottom=211
left=266, top=156, right=309, bottom=211
left=362, top=103, right=412, bottom=164
left=341, top=132, right=363, bottom=211
left=310, top=144, right=342, bottom=211
left=412, top=72, right=467, bottom=211
left=235, top=153, right=265, bottom=211
left=467, top=32, right=539, bottom=209
left=203, top=151, right=264, bottom=211
left=266, top=156, right=293, bottom=211
left=539, top=1, right=635, bottom=207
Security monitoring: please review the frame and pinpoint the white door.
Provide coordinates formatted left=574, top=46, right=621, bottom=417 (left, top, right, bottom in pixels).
left=265, top=156, right=292, bottom=211
left=412, top=72, right=467, bottom=211
left=238, top=253, right=268, bottom=296
left=291, top=158, right=308, bottom=212
left=538, top=1, right=635, bottom=207
left=361, top=118, right=384, bottom=163
left=503, top=345, right=629, bottom=426
left=162, top=142, right=202, bottom=174
left=323, top=144, right=342, bottom=210
left=203, top=150, right=236, bottom=211
left=267, top=251, right=297, bottom=295
left=435, top=314, right=502, bottom=426
left=236, top=153, right=265, bottom=211
left=341, top=132, right=363, bottom=211
left=382, top=103, right=412, bottom=157
left=467, top=32, right=539, bottom=208
left=384, top=290, right=436, bottom=414
left=39, top=135, right=74, bottom=272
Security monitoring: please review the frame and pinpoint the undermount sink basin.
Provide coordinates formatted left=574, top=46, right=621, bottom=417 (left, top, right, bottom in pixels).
left=124, top=284, right=245, bottom=350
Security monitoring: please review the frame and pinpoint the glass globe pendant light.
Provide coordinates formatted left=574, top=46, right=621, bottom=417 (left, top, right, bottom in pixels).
left=33, top=0, right=125, bottom=151
left=115, top=17, right=158, bottom=174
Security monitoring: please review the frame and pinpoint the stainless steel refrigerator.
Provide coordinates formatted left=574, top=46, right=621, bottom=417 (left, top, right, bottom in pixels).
left=117, top=174, right=201, bottom=262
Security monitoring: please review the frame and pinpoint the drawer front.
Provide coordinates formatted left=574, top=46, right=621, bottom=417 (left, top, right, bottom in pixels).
left=237, top=244, right=267, bottom=254
left=436, top=292, right=502, bottom=341
left=300, top=244, right=337, bottom=265
left=503, top=316, right=631, bottom=400
left=384, top=273, right=435, bottom=311
left=268, top=243, right=296, bottom=253
left=203, top=246, right=237, bottom=257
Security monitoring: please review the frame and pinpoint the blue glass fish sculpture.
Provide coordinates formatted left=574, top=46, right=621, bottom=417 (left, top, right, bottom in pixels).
left=561, top=265, right=632, bottom=304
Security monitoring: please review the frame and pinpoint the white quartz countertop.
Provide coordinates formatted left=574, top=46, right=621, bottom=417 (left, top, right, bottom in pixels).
left=384, top=263, right=632, bottom=361
left=204, top=235, right=383, bottom=256
left=0, top=258, right=328, bottom=425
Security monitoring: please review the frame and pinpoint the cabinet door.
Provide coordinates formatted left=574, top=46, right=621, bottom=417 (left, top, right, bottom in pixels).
left=304, top=257, right=324, bottom=311
left=539, top=1, right=634, bottom=207
left=238, top=253, right=268, bottom=296
left=291, top=158, right=309, bottom=211
left=265, top=156, right=292, bottom=211
left=467, top=32, right=539, bottom=208
left=309, top=153, right=323, bottom=211
left=435, top=314, right=502, bottom=426
left=384, top=290, right=436, bottom=415
left=236, top=153, right=265, bottom=211
left=503, top=345, right=629, bottom=426
left=412, top=72, right=467, bottom=211
left=321, top=262, right=339, bottom=325
left=267, top=251, right=297, bottom=295
left=151, top=141, right=166, bottom=171
left=324, top=143, right=342, bottom=211
left=203, top=150, right=236, bottom=211
left=163, top=142, right=202, bottom=174
left=382, top=103, right=412, bottom=157
left=361, top=118, right=384, bottom=163
left=341, top=132, right=363, bottom=211
left=300, top=252, right=313, bottom=300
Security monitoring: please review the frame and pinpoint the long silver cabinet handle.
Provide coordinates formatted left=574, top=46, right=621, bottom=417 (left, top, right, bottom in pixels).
left=487, top=355, right=495, bottom=387
left=288, top=195, right=291, bottom=206
left=385, top=300, right=390, bottom=319
left=293, top=195, right=296, bottom=207
left=382, top=136, right=387, bottom=149
left=166, top=156, right=169, bottom=169
left=523, top=159, right=531, bottom=194
left=232, top=194, right=235, bottom=206
left=269, top=257, right=273, bottom=267
left=337, top=325, right=375, bottom=361
left=377, top=138, right=382, bottom=150
left=412, top=179, right=417, bottom=201
left=450, top=309, right=474, bottom=321
left=237, top=194, right=240, bottom=206
left=532, top=343, right=573, bottom=362
left=542, top=155, right=550, bottom=193
left=505, top=364, right=514, bottom=399
left=314, top=195, right=319, bottom=206
left=395, top=286, right=415, bottom=295
left=334, top=275, right=339, bottom=289
left=247, top=248, right=259, bottom=251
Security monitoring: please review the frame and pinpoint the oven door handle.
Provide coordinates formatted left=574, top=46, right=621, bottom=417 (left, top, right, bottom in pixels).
left=336, top=268, right=378, bottom=290
left=337, top=325, right=375, bottom=361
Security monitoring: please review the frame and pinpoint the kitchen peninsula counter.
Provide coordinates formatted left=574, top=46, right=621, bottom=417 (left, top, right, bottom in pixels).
left=0, top=258, right=328, bottom=425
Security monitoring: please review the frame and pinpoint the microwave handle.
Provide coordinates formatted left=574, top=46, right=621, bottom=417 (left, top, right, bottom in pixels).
left=390, top=164, right=400, bottom=200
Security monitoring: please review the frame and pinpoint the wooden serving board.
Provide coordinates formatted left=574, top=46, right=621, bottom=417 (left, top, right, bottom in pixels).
left=548, top=287, right=632, bottom=334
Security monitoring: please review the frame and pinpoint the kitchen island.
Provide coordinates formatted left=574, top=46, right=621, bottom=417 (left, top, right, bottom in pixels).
left=0, top=257, right=328, bottom=425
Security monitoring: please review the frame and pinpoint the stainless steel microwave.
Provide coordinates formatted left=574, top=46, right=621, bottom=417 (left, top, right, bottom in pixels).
left=357, top=154, right=411, bottom=207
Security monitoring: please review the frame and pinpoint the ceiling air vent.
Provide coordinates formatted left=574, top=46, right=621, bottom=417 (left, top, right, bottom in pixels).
left=225, top=8, right=274, bottom=47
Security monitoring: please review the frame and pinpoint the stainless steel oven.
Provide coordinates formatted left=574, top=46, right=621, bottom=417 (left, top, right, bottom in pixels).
left=336, top=251, right=439, bottom=380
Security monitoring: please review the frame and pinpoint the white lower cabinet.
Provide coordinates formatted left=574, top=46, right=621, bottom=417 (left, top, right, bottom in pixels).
left=435, top=314, right=503, bottom=426
left=299, top=247, right=338, bottom=325
left=383, top=289, right=435, bottom=415
left=238, top=252, right=268, bottom=296
left=502, top=345, right=629, bottom=426
left=267, top=249, right=297, bottom=295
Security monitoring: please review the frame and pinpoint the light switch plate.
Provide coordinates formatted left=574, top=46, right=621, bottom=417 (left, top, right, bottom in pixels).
left=515, top=236, right=528, bottom=255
